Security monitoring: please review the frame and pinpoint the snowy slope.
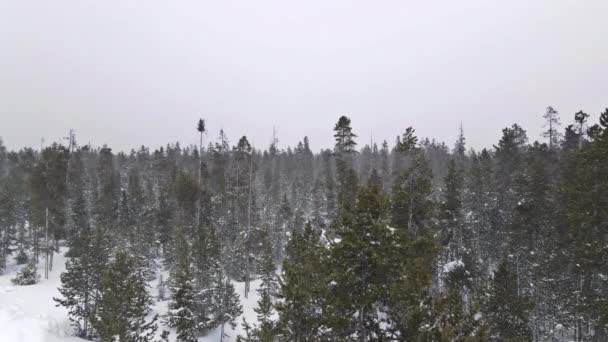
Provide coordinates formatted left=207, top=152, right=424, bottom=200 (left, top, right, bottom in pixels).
left=0, top=250, right=262, bottom=342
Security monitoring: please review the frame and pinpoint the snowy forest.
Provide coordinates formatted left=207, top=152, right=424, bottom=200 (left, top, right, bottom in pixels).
left=0, top=108, right=607, bottom=342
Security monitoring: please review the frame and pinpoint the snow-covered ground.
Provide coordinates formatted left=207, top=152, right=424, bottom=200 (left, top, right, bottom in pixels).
left=0, top=250, right=82, bottom=342
left=0, top=249, right=262, bottom=342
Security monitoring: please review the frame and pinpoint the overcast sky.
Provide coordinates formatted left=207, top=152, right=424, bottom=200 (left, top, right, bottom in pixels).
left=1, top=1, right=607, bottom=153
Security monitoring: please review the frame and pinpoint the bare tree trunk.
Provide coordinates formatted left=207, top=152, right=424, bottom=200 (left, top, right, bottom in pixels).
left=34, top=225, right=38, bottom=263
left=245, top=155, right=253, bottom=298
left=197, top=131, right=203, bottom=229
left=45, top=207, right=49, bottom=280
left=49, top=241, right=54, bottom=272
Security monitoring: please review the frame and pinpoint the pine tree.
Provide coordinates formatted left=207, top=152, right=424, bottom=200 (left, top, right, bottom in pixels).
left=454, top=123, right=467, bottom=161
left=273, top=194, right=292, bottom=262
left=252, top=226, right=278, bottom=341
left=55, top=225, right=111, bottom=338
left=254, top=288, right=276, bottom=342
left=0, top=174, right=17, bottom=273
left=558, top=109, right=608, bottom=340
left=65, top=148, right=90, bottom=258
left=333, top=116, right=359, bottom=215
left=542, top=106, right=562, bottom=150
left=0, top=138, right=13, bottom=272
left=11, top=256, right=40, bottom=285
left=323, top=179, right=398, bottom=340
left=429, top=288, right=488, bottom=341
left=465, top=149, right=499, bottom=269
left=440, top=159, right=464, bottom=252
left=191, top=224, right=223, bottom=333
left=29, top=143, right=69, bottom=273
left=95, top=146, right=120, bottom=232
left=258, top=226, right=278, bottom=297
left=386, top=232, right=438, bottom=340
left=484, top=260, right=532, bottom=341
left=391, top=127, right=434, bottom=236
left=276, top=222, right=326, bottom=340
left=212, top=270, right=243, bottom=342
left=379, top=140, right=391, bottom=192
left=93, top=250, right=158, bottom=342
left=333, top=116, right=357, bottom=154
left=166, top=228, right=199, bottom=342
left=236, top=318, right=255, bottom=342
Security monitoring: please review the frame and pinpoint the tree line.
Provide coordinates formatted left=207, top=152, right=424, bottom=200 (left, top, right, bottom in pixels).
left=0, top=107, right=606, bottom=341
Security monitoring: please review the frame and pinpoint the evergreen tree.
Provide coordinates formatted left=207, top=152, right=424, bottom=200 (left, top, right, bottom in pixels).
left=386, top=232, right=438, bottom=340
left=212, top=269, right=243, bottom=342
left=166, top=227, right=199, bottom=342
left=258, top=226, right=278, bottom=297
left=273, top=194, right=292, bottom=262
left=429, top=288, right=488, bottom=341
left=454, top=123, right=467, bottom=161
left=251, top=227, right=278, bottom=341
left=333, top=116, right=358, bottom=215
left=323, top=179, right=400, bottom=340
left=390, top=152, right=433, bottom=234
left=93, top=251, right=158, bottom=342
left=542, top=106, right=562, bottom=150
left=276, top=222, right=327, bottom=340
left=29, top=143, right=69, bottom=270
left=253, top=289, right=275, bottom=341
left=0, top=171, right=17, bottom=272
left=11, top=256, right=40, bottom=285
left=55, top=225, right=111, bottom=338
left=558, top=109, right=608, bottom=340
left=333, top=116, right=357, bottom=154
left=95, top=146, right=120, bottom=232
left=484, top=260, right=533, bottom=341
left=65, top=149, right=90, bottom=258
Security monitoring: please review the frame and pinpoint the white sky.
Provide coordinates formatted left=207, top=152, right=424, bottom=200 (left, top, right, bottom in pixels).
left=1, top=1, right=607, bottom=152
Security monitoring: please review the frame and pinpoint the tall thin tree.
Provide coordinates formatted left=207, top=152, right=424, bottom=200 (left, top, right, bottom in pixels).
left=196, top=118, right=206, bottom=229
